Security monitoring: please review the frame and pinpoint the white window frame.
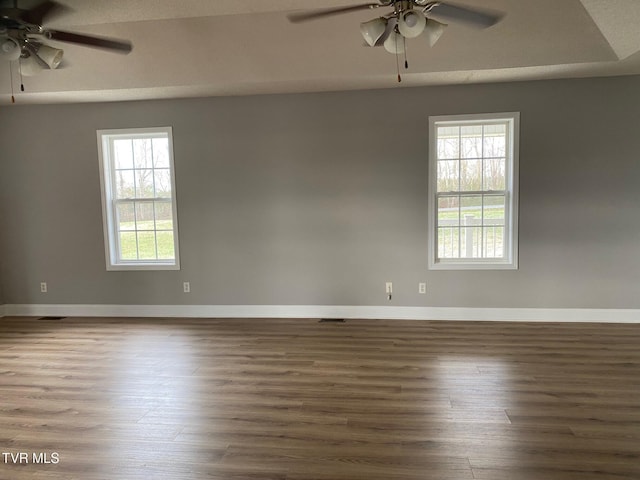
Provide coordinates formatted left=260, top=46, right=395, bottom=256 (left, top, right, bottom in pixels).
left=97, top=126, right=180, bottom=271
left=428, top=112, right=519, bottom=270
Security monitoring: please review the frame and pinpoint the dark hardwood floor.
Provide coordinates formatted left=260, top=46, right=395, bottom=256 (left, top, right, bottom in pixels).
left=1, top=316, right=639, bottom=479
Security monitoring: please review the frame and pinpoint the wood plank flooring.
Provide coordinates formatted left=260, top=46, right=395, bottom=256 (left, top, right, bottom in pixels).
left=0, top=316, right=639, bottom=479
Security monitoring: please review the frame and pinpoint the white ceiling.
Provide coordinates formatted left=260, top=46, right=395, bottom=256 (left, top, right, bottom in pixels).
left=1, top=0, right=640, bottom=104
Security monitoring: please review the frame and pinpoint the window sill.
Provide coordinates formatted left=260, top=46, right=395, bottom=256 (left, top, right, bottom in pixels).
left=106, top=263, right=180, bottom=271
left=429, top=261, right=518, bottom=271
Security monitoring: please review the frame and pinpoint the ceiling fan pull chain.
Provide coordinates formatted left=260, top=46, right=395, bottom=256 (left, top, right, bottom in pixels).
left=19, top=60, right=25, bottom=92
left=395, top=47, right=401, bottom=82
left=404, top=36, right=409, bottom=69
left=9, top=61, right=15, bottom=103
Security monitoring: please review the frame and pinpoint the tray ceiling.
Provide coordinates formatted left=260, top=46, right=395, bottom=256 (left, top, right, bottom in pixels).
left=1, top=0, right=639, bottom=104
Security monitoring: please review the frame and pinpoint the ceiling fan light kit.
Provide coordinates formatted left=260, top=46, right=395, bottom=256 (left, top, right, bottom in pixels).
left=398, top=9, right=426, bottom=38
left=19, top=51, right=42, bottom=76
left=360, top=17, right=387, bottom=47
left=32, top=43, right=62, bottom=69
left=1, top=36, right=21, bottom=60
left=424, top=18, right=447, bottom=47
left=383, top=31, right=405, bottom=54
left=289, top=0, right=504, bottom=68
left=361, top=2, right=445, bottom=56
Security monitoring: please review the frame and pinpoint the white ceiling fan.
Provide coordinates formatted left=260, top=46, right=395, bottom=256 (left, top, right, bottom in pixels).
left=288, top=1, right=505, bottom=78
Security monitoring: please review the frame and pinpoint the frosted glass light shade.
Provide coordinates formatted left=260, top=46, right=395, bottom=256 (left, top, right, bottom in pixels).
left=1, top=37, right=21, bottom=61
left=424, top=18, right=447, bottom=47
left=360, top=18, right=387, bottom=47
left=20, top=54, right=43, bottom=76
left=383, top=31, right=405, bottom=54
left=398, top=10, right=426, bottom=38
left=36, top=44, right=63, bottom=69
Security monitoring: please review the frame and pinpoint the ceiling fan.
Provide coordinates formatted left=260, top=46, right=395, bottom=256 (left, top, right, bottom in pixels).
left=288, top=1, right=504, bottom=68
left=0, top=0, right=132, bottom=76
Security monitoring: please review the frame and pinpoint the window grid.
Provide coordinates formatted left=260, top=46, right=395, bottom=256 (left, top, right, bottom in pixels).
left=436, top=122, right=508, bottom=260
left=436, top=192, right=506, bottom=259
left=109, top=136, right=174, bottom=263
left=113, top=199, right=174, bottom=262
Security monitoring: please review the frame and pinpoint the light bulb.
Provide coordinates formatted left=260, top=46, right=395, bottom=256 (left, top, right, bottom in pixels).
left=398, top=10, right=426, bottom=38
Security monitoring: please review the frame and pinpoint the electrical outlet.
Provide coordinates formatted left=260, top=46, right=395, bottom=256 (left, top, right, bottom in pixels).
left=40, top=282, right=47, bottom=293
left=385, top=282, right=393, bottom=301
left=183, top=282, right=190, bottom=293
left=419, top=282, right=426, bottom=294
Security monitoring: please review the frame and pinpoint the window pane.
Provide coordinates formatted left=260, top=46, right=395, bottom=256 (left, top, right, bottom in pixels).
left=114, top=139, right=133, bottom=169
left=461, top=195, right=482, bottom=220
left=153, top=137, right=169, bottom=168
left=460, top=159, right=482, bottom=191
left=135, top=169, right=155, bottom=198
left=135, top=202, right=155, bottom=230
left=437, top=126, right=459, bottom=159
left=154, top=201, right=173, bottom=230
left=483, top=158, right=505, bottom=191
left=461, top=125, right=482, bottom=159
left=119, top=232, right=137, bottom=260
left=484, top=195, right=505, bottom=226
left=115, top=170, right=135, bottom=199
left=156, top=231, right=175, bottom=259
left=484, top=226, right=504, bottom=258
left=438, top=226, right=459, bottom=258
left=438, top=196, right=459, bottom=226
left=437, top=160, right=459, bottom=192
left=133, top=139, right=153, bottom=169
left=483, top=124, right=506, bottom=157
left=116, top=203, right=135, bottom=231
left=460, top=226, right=482, bottom=258
left=461, top=196, right=482, bottom=257
left=154, top=169, right=172, bottom=198
left=137, top=231, right=157, bottom=260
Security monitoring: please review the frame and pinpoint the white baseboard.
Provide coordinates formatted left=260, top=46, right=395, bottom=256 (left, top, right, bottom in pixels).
left=2, top=304, right=639, bottom=323
left=0, top=304, right=4, bottom=318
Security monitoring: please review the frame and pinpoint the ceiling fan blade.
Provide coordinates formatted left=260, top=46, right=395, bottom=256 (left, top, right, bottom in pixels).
left=429, top=1, right=504, bottom=28
left=44, top=29, right=133, bottom=54
left=21, top=1, right=68, bottom=26
left=287, top=3, right=381, bottom=23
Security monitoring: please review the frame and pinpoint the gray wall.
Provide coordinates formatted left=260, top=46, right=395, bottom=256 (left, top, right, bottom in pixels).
left=1, top=76, right=639, bottom=309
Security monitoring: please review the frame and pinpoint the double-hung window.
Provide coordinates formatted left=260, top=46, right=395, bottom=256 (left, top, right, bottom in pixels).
left=428, top=113, right=519, bottom=269
left=97, top=127, right=180, bottom=270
